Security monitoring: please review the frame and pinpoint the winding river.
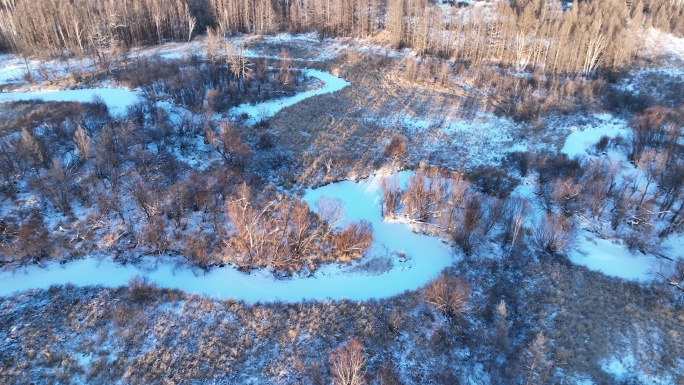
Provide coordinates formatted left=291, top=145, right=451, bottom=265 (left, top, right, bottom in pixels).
left=0, top=68, right=349, bottom=120
left=0, top=70, right=453, bottom=300
left=0, top=172, right=454, bottom=301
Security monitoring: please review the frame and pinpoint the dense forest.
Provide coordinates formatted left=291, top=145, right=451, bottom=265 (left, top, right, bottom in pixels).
left=2, top=0, right=684, bottom=73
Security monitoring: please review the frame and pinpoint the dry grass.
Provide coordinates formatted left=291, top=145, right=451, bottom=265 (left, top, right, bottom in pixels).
left=2, top=258, right=681, bottom=384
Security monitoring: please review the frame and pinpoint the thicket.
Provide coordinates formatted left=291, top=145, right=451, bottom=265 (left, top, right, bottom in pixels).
left=1, top=0, right=684, bottom=74
left=115, top=50, right=310, bottom=113
left=379, top=104, right=684, bottom=268
left=0, top=90, right=372, bottom=273
left=380, top=166, right=552, bottom=257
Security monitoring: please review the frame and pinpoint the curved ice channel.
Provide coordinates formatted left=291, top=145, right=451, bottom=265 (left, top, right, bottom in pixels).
left=0, top=172, right=454, bottom=301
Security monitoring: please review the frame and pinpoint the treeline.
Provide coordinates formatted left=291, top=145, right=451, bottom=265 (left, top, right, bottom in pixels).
left=383, top=0, right=684, bottom=74
left=2, top=0, right=684, bottom=73
left=0, top=0, right=202, bottom=56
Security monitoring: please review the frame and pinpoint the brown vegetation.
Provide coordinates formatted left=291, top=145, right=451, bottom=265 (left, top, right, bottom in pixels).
left=224, top=187, right=372, bottom=273
left=3, top=256, right=681, bottom=384
left=2, top=0, right=683, bottom=77
left=422, top=274, right=472, bottom=319
left=329, top=338, right=367, bottom=385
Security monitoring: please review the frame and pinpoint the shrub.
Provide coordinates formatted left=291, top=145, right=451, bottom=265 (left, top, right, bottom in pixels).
left=12, top=211, right=52, bottom=264
left=422, top=274, right=472, bottom=319
left=384, top=134, right=408, bottom=162
left=333, top=220, right=373, bottom=263
left=127, top=276, right=159, bottom=304
left=532, top=213, right=576, bottom=257
left=466, top=165, right=519, bottom=198
left=505, top=151, right=530, bottom=177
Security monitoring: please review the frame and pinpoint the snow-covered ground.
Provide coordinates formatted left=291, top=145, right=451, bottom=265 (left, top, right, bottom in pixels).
left=0, top=54, right=95, bottom=87
left=367, top=109, right=528, bottom=168
left=556, top=113, right=667, bottom=282
left=128, top=41, right=205, bottom=61
left=0, top=54, right=29, bottom=84
left=569, top=230, right=659, bottom=281
left=600, top=354, right=675, bottom=385
left=229, top=69, right=350, bottom=124
left=560, top=113, right=629, bottom=158
left=0, top=87, right=141, bottom=116
left=644, top=28, right=684, bottom=70
left=0, top=172, right=454, bottom=300
left=127, top=32, right=350, bottom=63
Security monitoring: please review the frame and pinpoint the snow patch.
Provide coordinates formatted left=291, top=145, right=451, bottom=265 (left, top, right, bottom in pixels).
left=569, top=229, right=658, bottom=281
left=0, top=88, right=141, bottom=116
left=561, top=114, right=629, bottom=158
left=601, top=354, right=674, bottom=385
left=644, top=28, right=684, bottom=69
left=0, top=55, right=28, bottom=84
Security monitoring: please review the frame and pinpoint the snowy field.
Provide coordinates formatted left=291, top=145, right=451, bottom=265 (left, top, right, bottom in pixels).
left=0, top=54, right=29, bottom=84
left=0, top=172, right=454, bottom=300
left=569, top=230, right=660, bottom=281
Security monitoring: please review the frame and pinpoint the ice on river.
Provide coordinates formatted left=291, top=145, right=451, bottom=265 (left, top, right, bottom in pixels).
left=0, top=172, right=454, bottom=301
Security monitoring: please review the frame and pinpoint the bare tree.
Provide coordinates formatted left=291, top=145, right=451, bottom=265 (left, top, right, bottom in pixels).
left=32, top=158, right=77, bottom=215
left=224, top=186, right=274, bottom=269
left=489, top=299, right=511, bottom=382
left=73, top=125, right=92, bottom=162
left=182, top=1, right=196, bottom=42
left=132, top=177, right=162, bottom=221
left=549, top=177, right=582, bottom=217
left=11, top=211, right=51, bottom=265
left=635, top=149, right=666, bottom=206
left=580, top=158, right=616, bottom=218
left=523, top=333, right=553, bottom=385
left=450, top=192, right=497, bottom=256
left=140, top=215, right=173, bottom=254
left=656, top=258, right=684, bottom=301
left=16, top=128, right=46, bottom=173
left=402, top=168, right=445, bottom=222
left=380, top=176, right=401, bottom=217
left=532, top=213, right=576, bottom=257
left=502, top=197, right=529, bottom=254
left=384, top=133, right=408, bottom=162
left=493, top=299, right=509, bottom=349
left=437, top=171, right=470, bottom=231
left=206, top=121, right=251, bottom=168
left=181, top=231, right=214, bottom=270
left=332, top=220, right=373, bottom=263
left=315, top=196, right=344, bottom=240
left=329, top=338, right=367, bottom=385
